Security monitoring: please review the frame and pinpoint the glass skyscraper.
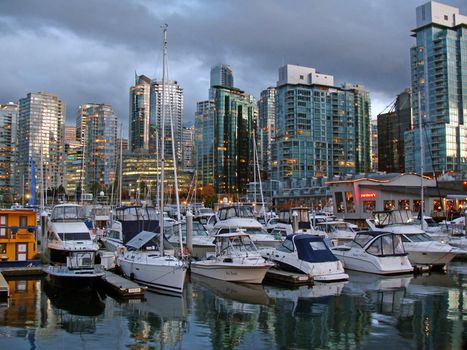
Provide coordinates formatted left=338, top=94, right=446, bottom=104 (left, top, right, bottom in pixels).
left=129, top=74, right=152, bottom=152
left=258, top=87, right=277, bottom=178
left=18, top=92, right=65, bottom=195
left=405, top=1, right=467, bottom=173
left=271, top=64, right=371, bottom=183
left=0, top=103, right=18, bottom=197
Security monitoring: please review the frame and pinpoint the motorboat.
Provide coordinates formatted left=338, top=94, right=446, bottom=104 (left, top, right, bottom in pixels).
left=211, top=206, right=281, bottom=248
left=117, top=230, right=187, bottom=294
left=261, top=234, right=348, bottom=282
left=413, top=215, right=449, bottom=241
left=331, top=231, right=413, bottom=275
left=367, top=210, right=460, bottom=267
left=44, top=204, right=104, bottom=287
left=274, top=207, right=315, bottom=235
left=164, top=221, right=215, bottom=258
left=190, top=231, right=274, bottom=284
left=313, top=221, right=357, bottom=246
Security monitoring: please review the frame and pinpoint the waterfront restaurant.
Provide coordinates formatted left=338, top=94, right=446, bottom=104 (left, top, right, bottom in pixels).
left=326, top=173, right=466, bottom=225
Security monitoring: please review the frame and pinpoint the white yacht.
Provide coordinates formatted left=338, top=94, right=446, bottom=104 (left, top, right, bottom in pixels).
left=164, top=221, right=215, bottom=258
left=44, top=204, right=104, bottom=287
left=211, top=206, right=281, bottom=248
left=261, top=234, right=349, bottom=282
left=367, top=210, right=460, bottom=267
left=331, top=231, right=413, bottom=275
left=313, top=221, right=357, bottom=246
left=274, top=207, right=315, bottom=236
left=191, top=231, right=274, bottom=284
left=117, top=230, right=187, bottom=294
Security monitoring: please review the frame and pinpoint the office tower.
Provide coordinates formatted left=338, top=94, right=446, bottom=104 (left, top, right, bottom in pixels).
left=18, top=92, right=65, bottom=195
left=271, top=64, right=371, bottom=183
left=258, top=87, right=277, bottom=178
left=64, top=126, right=76, bottom=142
left=378, top=89, right=412, bottom=173
left=0, top=103, right=18, bottom=198
left=195, top=86, right=256, bottom=195
left=64, top=139, right=83, bottom=198
left=405, top=1, right=467, bottom=173
left=182, top=127, right=195, bottom=171
left=78, top=103, right=118, bottom=192
left=210, top=64, right=234, bottom=88
left=371, top=119, right=378, bottom=172
left=129, top=74, right=151, bottom=152
left=149, top=79, right=183, bottom=163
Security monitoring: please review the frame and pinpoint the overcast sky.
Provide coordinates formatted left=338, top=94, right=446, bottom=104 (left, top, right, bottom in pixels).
left=1, top=0, right=466, bottom=136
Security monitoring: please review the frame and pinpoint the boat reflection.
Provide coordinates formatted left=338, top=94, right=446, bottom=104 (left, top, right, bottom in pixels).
left=191, top=273, right=271, bottom=305
left=0, top=278, right=40, bottom=328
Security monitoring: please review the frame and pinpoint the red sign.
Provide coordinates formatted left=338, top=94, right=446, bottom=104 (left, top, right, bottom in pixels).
left=360, top=193, right=376, bottom=199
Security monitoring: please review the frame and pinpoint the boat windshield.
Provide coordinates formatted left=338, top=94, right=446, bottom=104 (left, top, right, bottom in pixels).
left=374, top=210, right=414, bottom=226
left=58, top=232, right=91, bottom=241
left=52, top=206, right=86, bottom=221
left=402, top=233, right=434, bottom=242
left=244, top=227, right=267, bottom=235
left=218, top=235, right=257, bottom=253
left=354, top=233, right=374, bottom=248
left=218, top=206, right=254, bottom=220
left=366, top=234, right=405, bottom=256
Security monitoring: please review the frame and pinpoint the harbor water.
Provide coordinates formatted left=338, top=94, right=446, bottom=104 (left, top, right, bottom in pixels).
left=0, top=262, right=466, bottom=349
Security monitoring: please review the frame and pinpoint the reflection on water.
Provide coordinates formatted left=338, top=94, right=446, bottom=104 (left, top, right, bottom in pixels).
left=0, top=262, right=465, bottom=349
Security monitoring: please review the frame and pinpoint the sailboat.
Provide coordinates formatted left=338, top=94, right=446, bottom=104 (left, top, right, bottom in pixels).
left=118, top=25, right=187, bottom=294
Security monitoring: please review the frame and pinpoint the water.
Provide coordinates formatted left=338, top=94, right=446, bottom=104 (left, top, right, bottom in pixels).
left=0, top=263, right=466, bottom=350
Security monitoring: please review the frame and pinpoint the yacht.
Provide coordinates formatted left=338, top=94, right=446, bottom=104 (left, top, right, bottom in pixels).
left=44, top=204, right=104, bottom=287
left=274, top=207, right=315, bottom=235
left=117, top=230, right=187, bottom=294
left=191, top=231, right=274, bottom=284
left=211, top=206, right=281, bottom=248
left=313, top=221, right=357, bottom=246
left=367, top=210, right=460, bottom=267
left=164, top=220, right=215, bottom=258
left=331, top=231, right=413, bottom=275
left=261, top=234, right=349, bottom=282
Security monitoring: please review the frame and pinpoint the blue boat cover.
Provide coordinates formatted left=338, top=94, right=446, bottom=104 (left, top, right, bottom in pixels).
left=290, top=234, right=338, bottom=263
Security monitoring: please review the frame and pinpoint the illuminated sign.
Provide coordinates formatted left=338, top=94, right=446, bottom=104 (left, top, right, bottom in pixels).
left=360, top=193, right=376, bottom=199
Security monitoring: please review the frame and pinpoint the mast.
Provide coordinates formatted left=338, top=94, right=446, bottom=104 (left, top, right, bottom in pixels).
left=118, top=123, right=123, bottom=206
left=418, top=90, right=424, bottom=230
left=253, top=129, right=265, bottom=218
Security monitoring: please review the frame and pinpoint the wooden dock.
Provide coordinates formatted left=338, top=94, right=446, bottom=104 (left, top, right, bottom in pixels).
left=100, top=271, right=146, bottom=299
left=265, top=268, right=313, bottom=286
left=0, top=266, right=45, bottom=277
left=0, top=272, right=9, bottom=299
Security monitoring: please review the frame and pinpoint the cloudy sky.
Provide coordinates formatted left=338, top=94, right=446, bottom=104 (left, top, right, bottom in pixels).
left=1, top=0, right=465, bottom=135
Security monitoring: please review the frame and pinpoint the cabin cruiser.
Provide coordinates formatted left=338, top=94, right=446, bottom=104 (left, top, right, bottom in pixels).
left=211, top=206, right=281, bottom=248
left=44, top=204, right=104, bottom=287
left=274, top=208, right=315, bottom=235
left=261, top=234, right=349, bottom=282
left=117, top=230, right=187, bottom=294
left=331, top=231, right=413, bottom=275
left=412, top=215, right=449, bottom=241
left=164, top=221, right=215, bottom=258
left=191, top=231, right=274, bottom=284
left=367, top=210, right=459, bottom=267
left=313, top=221, right=357, bottom=246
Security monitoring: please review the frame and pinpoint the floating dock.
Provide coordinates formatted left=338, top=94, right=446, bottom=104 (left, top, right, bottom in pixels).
left=265, top=268, right=313, bottom=286
left=0, top=266, right=45, bottom=277
left=100, top=271, right=146, bottom=298
left=0, top=272, right=8, bottom=299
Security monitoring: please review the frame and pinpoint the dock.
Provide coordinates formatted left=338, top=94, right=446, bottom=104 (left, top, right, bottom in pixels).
left=0, top=272, right=8, bottom=299
left=265, top=268, right=313, bottom=286
left=0, top=266, right=45, bottom=277
left=100, top=271, right=146, bottom=299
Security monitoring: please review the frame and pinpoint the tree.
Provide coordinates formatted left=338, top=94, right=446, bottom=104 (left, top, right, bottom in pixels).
left=201, top=184, right=217, bottom=208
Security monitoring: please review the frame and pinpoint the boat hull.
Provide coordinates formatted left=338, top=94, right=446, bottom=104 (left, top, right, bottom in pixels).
left=118, top=255, right=187, bottom=294
left=406, top=250, right=457, bottom=266
left=333, top=252, right=413, bottom=275
left=44, top=265, right=105, bottom=290
left=190, top=261, right=272, bottom=284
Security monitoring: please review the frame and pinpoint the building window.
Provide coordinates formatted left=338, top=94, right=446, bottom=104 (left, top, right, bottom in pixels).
left=398, top=200, right=410, bottom=210
left=345, top=191, right=355, bottom=213
left=19, top=216, right=28, bottom=227
left=0, top=215, right=6, bottom=237
left=335, top=192, right=344, bottom=213
left=433, top=199, right=443, bottom=212
left=413, top=200, right=421, bottom=213
left=384, top=200, right=395, bottom=211
left=0, top=243, right=6, bottom=254
left=363, top=200, right=376, bottom=213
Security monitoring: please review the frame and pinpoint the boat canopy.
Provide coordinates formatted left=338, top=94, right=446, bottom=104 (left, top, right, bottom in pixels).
left=353, top=231, right=406, bottom=256
left=218, top=206, right=254, bottom=220
left=51, top=205, right=86, bottom=222
left=125, top=230, right=157, bottom=249
left=373, top=210, right=414, bottom=227
left=291, top=234, right=338, bottom=263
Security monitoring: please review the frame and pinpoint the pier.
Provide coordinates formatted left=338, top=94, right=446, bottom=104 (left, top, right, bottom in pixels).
left=265, top=268, right=313, bottom=286
left=100, top=270, right=146, bottom=299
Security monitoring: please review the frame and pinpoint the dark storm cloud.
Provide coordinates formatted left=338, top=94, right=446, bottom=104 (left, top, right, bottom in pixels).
left=0, top=0, right=466, bottom=133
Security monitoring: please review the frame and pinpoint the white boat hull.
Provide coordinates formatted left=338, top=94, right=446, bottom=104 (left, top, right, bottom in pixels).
left=191, top=261, right=272, bottom=284
left=333, top=251, right=413, bottom=275
left=405, top=250, right=457, bottom=266
left=118, top=254, right=187, bottom=294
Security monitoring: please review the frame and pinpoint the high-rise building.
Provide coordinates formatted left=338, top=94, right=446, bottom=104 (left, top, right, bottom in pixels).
left=64, top=126, right=76, bottom=142
left=150, top=79, right=183, bottom=163
left=370, top=119, right=378, bottom=172
left=405, top=1, right=467, bottom=173
left=0, top=103, right=18, bottom=198
left=378, top=89, right=412, bottom=173
left=257, top=87, right=277, bottom=179
left=195, top=85, right=256, bottom=195
left=78, top=103, right=118, bottom=193
left=181, top=127, right=195, bottom=171
left=18, top=92, right=65, bottom=195
left=129, top=74, right=151, bottom=152
left=271, top=64, right=371, bottom=183
left=64, top=140, right=83, bottom=199
left=210, top=64, right=234, bottom=88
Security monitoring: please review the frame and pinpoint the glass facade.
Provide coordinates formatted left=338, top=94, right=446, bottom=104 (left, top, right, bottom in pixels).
left=0, top=103, right=18, bottom=197
left=129, top=75, right=151, bottom=152
left=406, top=3, right=467, bottom=173
left=258, top=87, right=277, bottom=178
left=18, top=92, right=65, bottom=194
left=271, top=76, right=371, bottom=183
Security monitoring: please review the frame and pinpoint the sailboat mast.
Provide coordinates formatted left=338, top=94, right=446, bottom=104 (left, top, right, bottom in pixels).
left=159, top=24, right=168, bottom=256
left=418, top=90, right=424, bottom=230
left=253, top=129, right=265, bottom=218
left=118, top=123, right=123, bottom=206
